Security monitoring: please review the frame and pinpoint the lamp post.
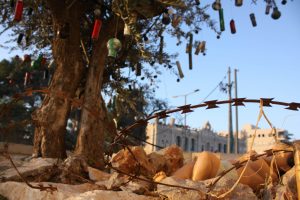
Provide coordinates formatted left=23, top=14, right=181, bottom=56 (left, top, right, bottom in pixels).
left=172, top=89, right=200, bottom=129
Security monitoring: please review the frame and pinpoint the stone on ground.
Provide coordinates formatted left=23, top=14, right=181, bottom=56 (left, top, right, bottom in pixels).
left=157, top=176, right=258, bottom=200
left=0, top=181, right=101, bottom=200
left=111, top=146, right=156, bottom=177
left=0, top=158, right=58, bottom=182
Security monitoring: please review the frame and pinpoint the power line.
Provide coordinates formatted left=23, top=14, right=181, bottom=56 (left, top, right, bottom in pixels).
left=200, top=75, right=227, bottom=103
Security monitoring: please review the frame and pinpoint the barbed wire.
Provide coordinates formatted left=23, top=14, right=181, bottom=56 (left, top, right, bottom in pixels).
left=0, top=87, right=299, bottom=198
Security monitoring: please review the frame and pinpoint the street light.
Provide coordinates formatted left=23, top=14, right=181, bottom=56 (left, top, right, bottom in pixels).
left=172, top=89, right=200, bottom=129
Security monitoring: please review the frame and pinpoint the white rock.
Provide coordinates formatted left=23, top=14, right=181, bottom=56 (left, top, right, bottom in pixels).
left=0, top=181, right=100, bottom=200
left=66, top=190, right=159, bottom=200
left=0, top=158, right=57, bottom=181
left=157, top=176, right=258, bottom=200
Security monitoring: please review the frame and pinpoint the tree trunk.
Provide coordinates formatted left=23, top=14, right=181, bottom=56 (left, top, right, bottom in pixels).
left=75, top=21, right=117, bottom=169
left=32, top=2, right=83, bottom=159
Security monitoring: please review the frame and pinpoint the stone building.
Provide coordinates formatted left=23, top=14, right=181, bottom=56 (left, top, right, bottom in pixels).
left=144, top=121, right=291, bottom=154
left=241, top=124, right=292, bottom=153
left=144, top=121, right=247, bottom=154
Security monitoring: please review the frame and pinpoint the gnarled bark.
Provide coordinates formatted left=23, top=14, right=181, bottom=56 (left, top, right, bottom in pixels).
left=32, top=1, right=83, bottom=159
left=74, top=20, right=118, bottom=169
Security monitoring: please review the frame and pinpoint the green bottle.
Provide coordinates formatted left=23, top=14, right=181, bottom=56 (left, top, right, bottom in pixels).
left=219, top=8, right=225, bottom=32
left=32, top=54, right=43, bottom=70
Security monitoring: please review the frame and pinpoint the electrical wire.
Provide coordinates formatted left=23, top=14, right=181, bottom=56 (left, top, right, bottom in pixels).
left=200, top=75, right=227, bottom=103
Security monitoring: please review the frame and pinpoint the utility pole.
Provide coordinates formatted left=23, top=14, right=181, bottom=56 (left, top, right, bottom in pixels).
left=234, top=69, right=239, bottom=154
left=227, top=67, right=234, bottom=154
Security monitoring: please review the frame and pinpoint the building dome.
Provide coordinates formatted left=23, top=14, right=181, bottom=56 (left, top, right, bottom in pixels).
left=203, top=121, right=211, bottom=130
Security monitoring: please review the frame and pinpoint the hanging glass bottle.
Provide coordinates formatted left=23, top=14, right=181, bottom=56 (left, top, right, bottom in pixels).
left=43, top=69, right=49, bottom=80
left=41, top=57, right=47, bottom=66
left=124, top=24, right=131, bottom=35
left=162, top=13, right=171, bottom=25
left=159, top=36, right=164, bottom=64
left=200, top=41, right=206, bottom=53
left=92, top=8, right=102, bottom=40
left=14, top=0, right=23, bottom=22
left=172, top=15, right=181, bottom=28
left=135, top=63, right=141, bottom=76
left=235, top=0, right=242, bottom=7
left=27, top=7, right=33, bottom=16
left=143, top=34, right=149, bottom=42
left=250, top=13, right=257, bottom=27
left=271, top=7, right=281, bottom=20
left=176, top=61, right=184, bottom=79
left=10, top=0, right=15, bottom=8
left=92, top=19, right=102, bottom=40
left=107, top=38, right=122, bottom=58
left=32, top=54, right=43, bottom=69
left=185, top=43, right=189, bottom=53
left=195, top=42, right=201, bottom=55
left=23, top=54, right=31, bottom=63
left=230, top=19, right=236, bottom=34
left=24, top=72, right=30, bottom=86
left=219, top=8, right=225, bottom=32
left=188, top=33, right=193, bottom=70
left=17, top=33, right=24, bottom=44
left=212, top=0, right=221, bottom=11
left=265, top=4, right=271, bottom=15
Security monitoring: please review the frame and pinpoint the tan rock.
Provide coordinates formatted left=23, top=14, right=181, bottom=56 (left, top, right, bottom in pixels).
left=153, top=171, right=167, bottom=182
left=274, top=167, right=297, bottom=199
left=156, top=145, right=184, bottom=175
left=192, top=152, right=220, bottom=181
left=148, top=152, right=166, bottom=173
left=88, top=167, right=111, bottom=182
left=217, top=160, right=238, bottom=180
left=111, top=146, right=155, bottom=177
left=105, top=172, right=129, bottom=190
left=60, top=155, right=89, bottom=184
left=172, top=160, right=195, bottom=180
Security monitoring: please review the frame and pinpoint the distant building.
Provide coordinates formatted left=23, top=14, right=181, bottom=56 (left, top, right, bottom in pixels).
left=144, top=121, right=291, bottom=154
left=144, top=120, right=246, bottom=154
left=241, top=124, right=292, bottom=153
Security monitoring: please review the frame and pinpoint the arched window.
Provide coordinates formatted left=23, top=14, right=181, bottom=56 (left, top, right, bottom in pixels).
left=218, top=143, right=222, bottom=152
left=176, top=136, right=181, bottom=147
left=191, top=139, right=195, bottom=151
left=184, top=137, right=188, bottom=151
left=206, top=142, right=210, bottom=151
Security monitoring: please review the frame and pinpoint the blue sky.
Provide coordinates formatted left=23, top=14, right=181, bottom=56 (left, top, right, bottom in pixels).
left=1, top=1, right=300, bottom=139
left=154, top=1, right=300, bottom=139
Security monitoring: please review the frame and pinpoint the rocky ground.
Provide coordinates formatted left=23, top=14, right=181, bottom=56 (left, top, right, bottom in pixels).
left=0, top=146, right=297, bottom=200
